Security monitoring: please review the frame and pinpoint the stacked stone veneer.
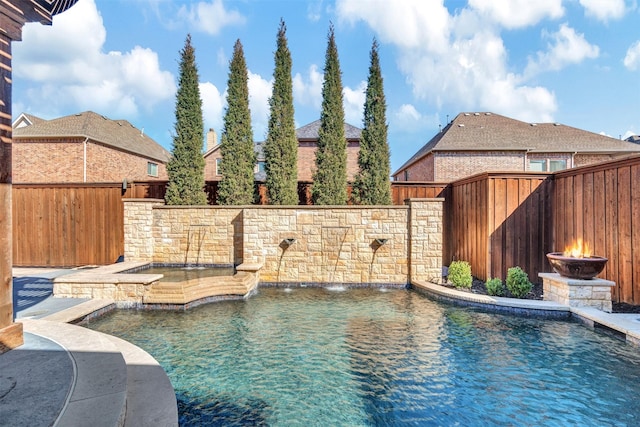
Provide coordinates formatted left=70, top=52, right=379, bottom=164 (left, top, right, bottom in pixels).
left=124, top=198, right=444, bottom=286
left=540, top=273, right=614, bottom=312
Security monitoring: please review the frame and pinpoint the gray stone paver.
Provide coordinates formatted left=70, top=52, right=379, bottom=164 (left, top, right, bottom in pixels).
left=0, top=332, right=74, bottom=427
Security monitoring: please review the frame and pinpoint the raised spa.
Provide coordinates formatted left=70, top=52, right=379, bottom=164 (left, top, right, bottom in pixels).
left=86, top=287, right=640, bottom=426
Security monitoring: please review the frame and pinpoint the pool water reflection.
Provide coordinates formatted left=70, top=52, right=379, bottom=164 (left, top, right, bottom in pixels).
left=86, top=287, right=640, bottom=426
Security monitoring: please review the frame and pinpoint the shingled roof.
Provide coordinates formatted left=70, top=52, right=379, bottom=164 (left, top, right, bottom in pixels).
left=13, top=111, right=171, bottom=163
left=296, top=120, right=362, bottom=140
left=395, top=112, right=640, bottom=174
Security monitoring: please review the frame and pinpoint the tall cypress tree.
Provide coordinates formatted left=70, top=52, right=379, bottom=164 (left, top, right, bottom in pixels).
left=264, top=19, right=298, bottom=205
left=352, top=39, right=391, bottom=205
left=312, top=24, right=347, bottom=205
left=165, top=34, right=207, bottom=205
left=217, top=39, right=256, bottom=205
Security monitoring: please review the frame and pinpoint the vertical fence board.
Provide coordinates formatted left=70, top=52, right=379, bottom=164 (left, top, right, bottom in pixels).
left=605, top=169, right=619, bottom=297
left=582, top=172, right=595, bottom=256
left=574, top=174, right=584, bottom=241
left=631, top=164, right=640, bottom=304
left=592, top=171, right=606, bottom=271
left=617, top=167, right=632, bottom=303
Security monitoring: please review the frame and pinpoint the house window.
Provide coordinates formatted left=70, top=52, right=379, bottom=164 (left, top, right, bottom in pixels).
left=549, top=159, right=567, bottom=172
left=147, top=162, right=158, bottom=177
left=529, top=158, right=568, bottom=172
left=404, top=170, right=409, bottom=181
left=529, top=159, right=547, bottom=172
left=257, top=161, right=266, bottom=173
left=216, top=158, right=222, bottom=175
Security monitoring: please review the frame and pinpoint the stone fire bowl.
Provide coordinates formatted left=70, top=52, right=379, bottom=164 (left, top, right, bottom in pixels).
left=546, top=252, right=608, bottom=280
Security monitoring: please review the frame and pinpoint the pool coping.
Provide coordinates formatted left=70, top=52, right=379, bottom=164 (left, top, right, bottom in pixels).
left=412, top=280, right=640, bottom=346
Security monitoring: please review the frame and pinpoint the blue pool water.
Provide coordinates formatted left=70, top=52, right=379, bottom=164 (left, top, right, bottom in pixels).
left=127, top=265, right=234, bottom=282
left=86, top=287, right=640, bottom=426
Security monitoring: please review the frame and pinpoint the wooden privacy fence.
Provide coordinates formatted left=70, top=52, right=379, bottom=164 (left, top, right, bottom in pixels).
left=553, top=155, right=640, bottom=305
left=13, top=183, right=126, bottom=267
left=448, top=172, right=554, bottom=284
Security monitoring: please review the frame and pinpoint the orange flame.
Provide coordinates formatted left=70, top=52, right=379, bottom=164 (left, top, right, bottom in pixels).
left=563, top=239, right=592, bottom=258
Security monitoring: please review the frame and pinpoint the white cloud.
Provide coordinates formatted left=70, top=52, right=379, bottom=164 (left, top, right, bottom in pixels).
left=292, top=64, right=365, bottom=126
left=248, top=71, right=273, bottom=140
left=399, top=30, right=558, bottom=121
left=525, top=24, right=599, bottom=76
left=624, top=41, right=640, bottom=71
left=293, top=64, right=323, bottom=109
left=337, top=0, right=451, bottom=53
left=176, top=0, right=245, bottom=35
left=343, top=81, right=366, bottom=126
left=393, top=104, right=438, bottom=132
left=335, top=0, right=560, bottom=128
left=216, top=47, right=228, bottom=67
left=468, top=0, right=564, bottom=29
left=200, top=82, right=225, bottom=135
left=579, top=0, right=626, bottom=22
left=307, top=0, right=325, bottom=22
left=13, top=0, right=175, bottom=118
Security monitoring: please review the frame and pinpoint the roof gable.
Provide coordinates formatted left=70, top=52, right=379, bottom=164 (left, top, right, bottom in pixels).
left=12, top=113, right=46, bottom=129
left=13, top=111, right=171, bottom=163
left=296, top=120, right=362, bottom=140
left=394, top=112, right=640, bottom=175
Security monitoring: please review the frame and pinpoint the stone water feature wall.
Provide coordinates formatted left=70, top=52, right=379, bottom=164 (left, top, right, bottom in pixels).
left=123, top=198, right=444, bottom=286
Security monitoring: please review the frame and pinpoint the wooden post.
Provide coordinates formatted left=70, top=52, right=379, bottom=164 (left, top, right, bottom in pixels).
left=0, top=0, right=78, bottom=353
left=0, top=7, right=24, bottom=354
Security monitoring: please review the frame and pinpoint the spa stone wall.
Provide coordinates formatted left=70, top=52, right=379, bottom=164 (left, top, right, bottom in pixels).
left=123, top=199, right=443, bottom=285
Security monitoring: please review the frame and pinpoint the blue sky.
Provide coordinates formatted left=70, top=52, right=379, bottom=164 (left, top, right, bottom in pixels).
left=11, top=0, right=640, bottom=173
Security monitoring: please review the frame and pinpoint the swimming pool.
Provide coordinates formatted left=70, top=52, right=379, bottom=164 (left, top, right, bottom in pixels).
left=86, top=287, right=640, bottom=426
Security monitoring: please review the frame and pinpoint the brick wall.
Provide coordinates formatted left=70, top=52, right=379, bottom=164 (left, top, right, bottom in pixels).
left=13, top=138, right=167, bottom=183
left=124, top=199, right=444, bottom=286
left=396, top=154, right=435, bottom=181
left=573, top=153, right=627, bottom=168
left=13, top=140, right=84, bottom=182
left=87, top=142, right=168, bottom=181
left=298, top=141, right=360, bottom=181
left=434, top=152, right=524, bottom=181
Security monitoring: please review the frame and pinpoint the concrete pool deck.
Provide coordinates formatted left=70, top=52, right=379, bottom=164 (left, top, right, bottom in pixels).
left=2, top=268, right=179, bottom=427
left=3, top=270, right=640, bottom=427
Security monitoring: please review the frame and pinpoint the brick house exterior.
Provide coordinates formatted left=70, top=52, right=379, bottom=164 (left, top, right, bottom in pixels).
left=393, top=112, right=640, bottom=182
left=204, top=120, right=362, bottom=181
left=12, top=111, right=170, bottom=183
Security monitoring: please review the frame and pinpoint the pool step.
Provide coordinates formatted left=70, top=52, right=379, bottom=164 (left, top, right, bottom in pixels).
left=143, top=271, right=258, bottom=304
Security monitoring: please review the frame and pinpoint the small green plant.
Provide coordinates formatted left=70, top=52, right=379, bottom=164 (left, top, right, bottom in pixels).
left=448, top=260, right=472, bottom=289
left=485, top=277, right=504, bottom=296
left=506, top=266, right=532, bottom=298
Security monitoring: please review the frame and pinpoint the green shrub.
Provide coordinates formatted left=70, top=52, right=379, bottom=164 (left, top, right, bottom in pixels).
left=448, top=261, right=472, bottom=289
left=485, top=277, right=504, bottom=296
left=506, top=266, right=532, bottom=298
